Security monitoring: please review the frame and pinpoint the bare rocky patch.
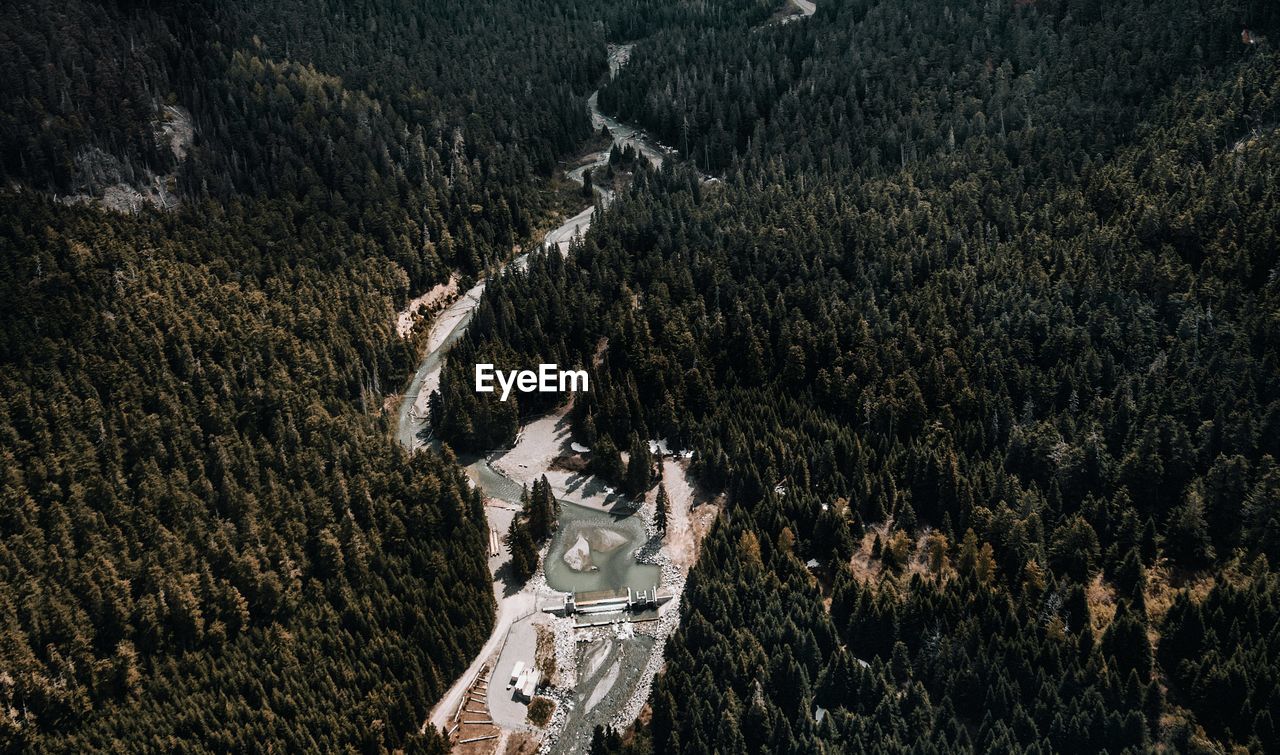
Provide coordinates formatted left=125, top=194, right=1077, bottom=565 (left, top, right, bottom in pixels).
left=58, top=104, right=194, bottom=214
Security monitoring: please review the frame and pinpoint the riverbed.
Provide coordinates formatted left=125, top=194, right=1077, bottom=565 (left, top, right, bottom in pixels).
left=462, top=455, right=660, bottom=596
left=405, top=53, right=696, bottom=750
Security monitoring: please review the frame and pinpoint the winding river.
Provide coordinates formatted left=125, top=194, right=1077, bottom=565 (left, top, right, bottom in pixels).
left=404, top=65, right=673, bottom=740
left=408, top=17, right=809, bottom=747
left=395, top=77, right=667, bottom=456
left=404, top=76, right=670, bottom=742
left=394, top=90, right=666, bottom=587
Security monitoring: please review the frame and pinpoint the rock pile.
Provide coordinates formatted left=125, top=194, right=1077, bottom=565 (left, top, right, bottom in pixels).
left=551, top=616, right=578, bottom=688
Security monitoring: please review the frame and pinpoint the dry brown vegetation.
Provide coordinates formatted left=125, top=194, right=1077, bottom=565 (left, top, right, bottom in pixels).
left=534, top=622, right=559, bottom=686
left=1144, top=559, right=1220, bottom=627
left=1086, top=574, right=1118, bottom=635
left=848, top=524, right=958, bottom=591
left=527, top=697, right=555, bottom=727
left=503, top=731, right=542, bottom=754
left=550, top=453, right=590, bottom=473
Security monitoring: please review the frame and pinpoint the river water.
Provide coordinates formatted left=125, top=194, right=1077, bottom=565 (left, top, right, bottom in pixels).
left=462, top=456, right=660, bottom=595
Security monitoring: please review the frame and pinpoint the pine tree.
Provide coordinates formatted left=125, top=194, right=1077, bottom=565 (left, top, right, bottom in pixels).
left=525, top=477, right=558, bottom=542
left=1049, top=516, right=1100, bottom=583
left=1102, top=603, right=1153, bottom=680
left=591, top=434, right=625, bottom=484
left=625, top=434, right=654, bottom=498
left=589, top=725, right=623, bottom=754
left=506, top=516, right=537, bottom=584
left=539, top=475, right=558, bottom=538
left=895, top=500, right=917, bottom=532
left=1165, top=492, right=1215, bottom=569
left=655, top=483, right=670, bottom=532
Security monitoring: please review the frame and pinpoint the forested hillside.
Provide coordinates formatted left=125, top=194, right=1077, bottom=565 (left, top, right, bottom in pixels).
left=437, top=0, right=1280, bottom=751
left=1, top=0, right=612, bottom=284
left=0, top=198, right=495, bottom=751
left=600, top=0, right=1280, bottom=176
left=7, top=0, right=1280, bottom=750
left=0, top=0, right=616, bottom=749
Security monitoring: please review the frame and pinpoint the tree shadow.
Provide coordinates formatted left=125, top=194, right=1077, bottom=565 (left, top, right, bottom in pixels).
left=561, top=472, right=638, bottom=520
left=494, top=558, right=524, bottom=599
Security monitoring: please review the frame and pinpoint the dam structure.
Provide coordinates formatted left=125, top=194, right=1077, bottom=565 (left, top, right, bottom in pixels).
left=547, top=586, right=673, bottom=626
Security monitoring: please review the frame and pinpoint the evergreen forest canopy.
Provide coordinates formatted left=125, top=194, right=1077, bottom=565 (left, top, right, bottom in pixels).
left=2, top=0, right=1280, bottom=752
left=434, top=0, right=1280, bottom=752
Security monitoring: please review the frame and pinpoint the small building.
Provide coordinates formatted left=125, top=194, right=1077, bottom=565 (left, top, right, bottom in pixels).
left=517, top=669, right=540, bottom=701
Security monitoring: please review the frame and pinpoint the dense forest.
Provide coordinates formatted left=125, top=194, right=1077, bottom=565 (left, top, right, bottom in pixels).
left=435, top=0, right=1280, bottom=751
left=6, top=0, right=1280, bottom=750
left=0, top=0, right=616, bottom=286
left=1, top=198, right=495, bottom=751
